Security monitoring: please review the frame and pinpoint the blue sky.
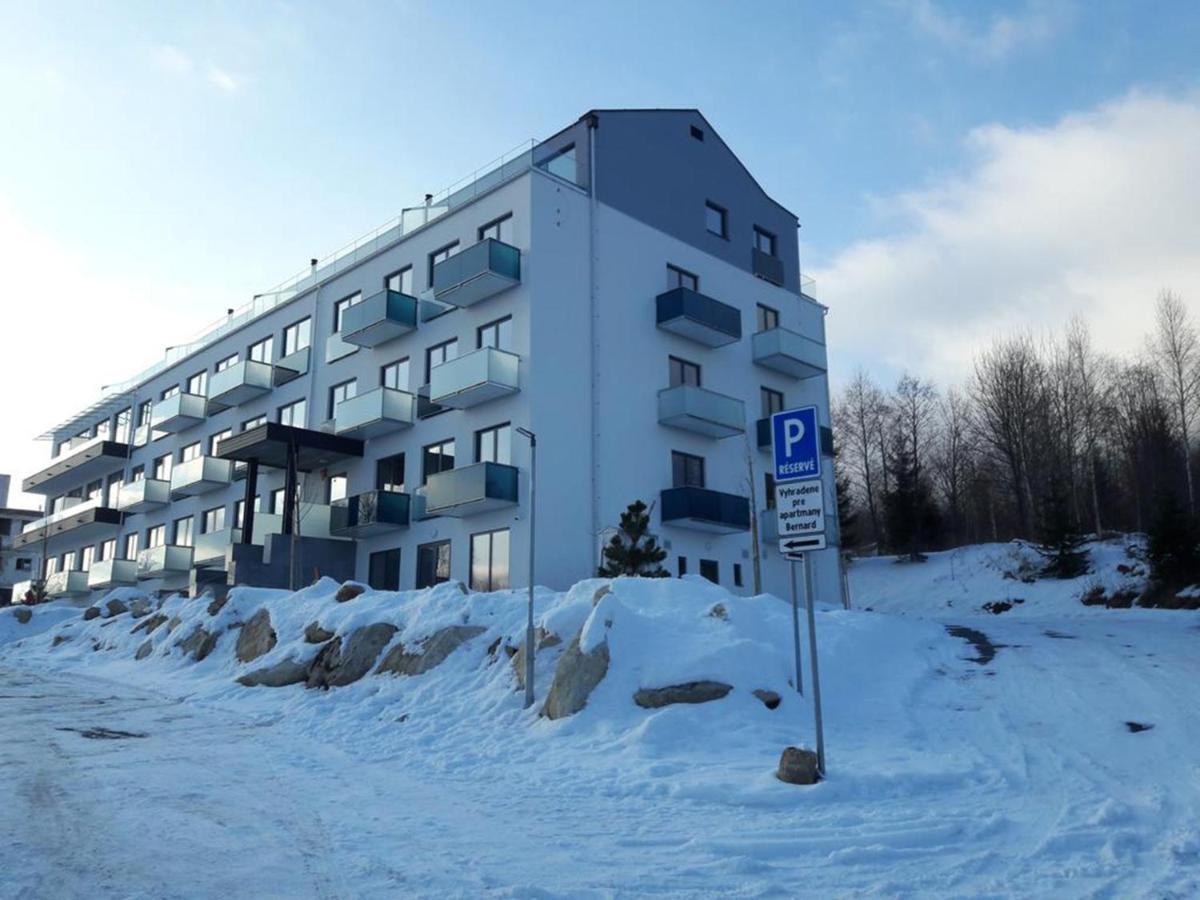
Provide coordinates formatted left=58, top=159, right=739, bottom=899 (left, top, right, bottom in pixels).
left=1, top=0, right=1199, bottom=500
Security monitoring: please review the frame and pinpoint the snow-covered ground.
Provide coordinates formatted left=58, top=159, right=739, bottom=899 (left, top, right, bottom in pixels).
left=1, top=543, right=1198, bottom=898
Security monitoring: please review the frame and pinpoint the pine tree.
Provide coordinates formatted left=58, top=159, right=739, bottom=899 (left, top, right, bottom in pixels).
left=597, top=500, right=670, bottom=578
left=835, top=452, right=858, bottom=551
left=882, top=431, right=939, bottom=561
left=1147, top=489, right=1200, bottom=588
left=1036, top=474, right=1089, bottom=578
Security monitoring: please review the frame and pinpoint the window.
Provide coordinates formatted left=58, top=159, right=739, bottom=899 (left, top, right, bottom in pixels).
left=216, top=353, right=239, bottom=372
left=242, top=414, right=267, bottom=432
left=470, top=529, right=510, bottom=592
left=475, top=424, right=511, bottom=465
left=700, top=559, right=719, bottom=584
left=756, top=304, right=779, bottom=333
left=376, top=454, right=405, bottom=493
left=416, top=540, right=452, bottom=589
left=172, top=516, right=194, bottom=548
left=44, top=557, right=58, bottom=579
left=754, top=226, right=777, bottom=256
left=705, top=201, right=727, bottom=238
left=282, top=317, right=312, bottom=356
left=100, top=539, right=116, bottom=562
left=427, top=242, right=459, bottom=287
left=105, top=472, right=123, bottom=507
left=234, top=497, right=261, bottom=528
left=123, top=533, right=139, bottom=560
left=270, top=489, right=287, bottom=515
left=478, top=213, right=513, bottom=244
left=422, top=439, right=456, bottom=484
left=16, top=558, right=31, bottom=571
left=95, top=419, right=111, bottom=440
left=541, top=143, right=576, bottom=181
left=666, top=264, right=699, bottom=292
left=381, top=358, right=410, bottom=390
left=278, top=398, right=307, bottom=428
left=202, top=506, right=226, bottom=534
left=160, top=384, right=180, bottom=401
left=136, top=400, right=152, bottom=427
left=62, top=551, right=76, bottom=572
left=85, top=479, right=103, bottom=502
left=146, top=525, right=165, bottom=549
left=368, top=548, right=402, bottom=592
left=79, top=546, right=94, bottom=573
left=425, top=339, right=458, bottom=382
left=130, top=464, right=145, bottom=483
left=677, top=556, right=688, bottom=577
left=690, top=125, right=705, bottom=142
left=328, top=379, right=357, bottom=418
left=333, top=292, right=363, bottom=333
left=327, top=474, right=347, bottom=504
left=764, top=472, right=776, bottom=510
left=477, top=316, right=512, bottom=351
left=671, top=451, right=705, bottom=488
left=668, top=356, right=701, bottom=388
left=248, top=336, right=274, bottom=364
left=761, top=387, right=785, bottom=418
left=733, top=563, right=743, bottom=588
left=186, top=370, right=208, bottom=397
left=114, top=408, right=132, bottom=444
left=385, top=266, right=413, bottom=296
left=152, top=453, right=172, bottom=481
left=209, top=428, right=232, bottom=456
left=179, top=441, right=202, bottom=463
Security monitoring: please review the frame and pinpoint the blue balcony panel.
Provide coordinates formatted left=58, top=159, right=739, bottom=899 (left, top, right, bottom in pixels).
left=341, top=289, right=419, bottom=348
left=432, top=238, right=521, bottom=307
left=330, top=490, right=411, bottom=538
left=655, top=287, right=741, bottom=348
left=424, top=462, right=518, bottom=518
left=660, top=486, right=750, bottom=535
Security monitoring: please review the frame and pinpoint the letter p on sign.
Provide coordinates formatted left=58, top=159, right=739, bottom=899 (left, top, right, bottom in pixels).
left=784, top=419, right=806, bottom=456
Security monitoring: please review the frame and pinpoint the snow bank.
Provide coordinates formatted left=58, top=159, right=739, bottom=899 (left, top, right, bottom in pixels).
left=0, top=602, right=81, bottom=648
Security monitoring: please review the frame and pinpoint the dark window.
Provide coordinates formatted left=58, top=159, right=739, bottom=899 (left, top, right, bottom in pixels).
left=152, top=454, right=172, bottom=481
left=669, top=356, right=701, bottom=388
left=705, top=201, right=727, bottom=238
left=428, top=242, right=459, bottom=287
left=234, top=497, right=262, bottom=528
left=475, top=423, right=511, bottom=465
left=215, top=353, right=239, bottom=372
left=477, top=316, right=512, bottom=350
left=416, top=540, right=452, bottom=589
left=385, top=266, right=413, bottom=296
left=734, top=563, right=744, bottom=587
left=765, top=472, right=777, bottom=510
left=756, top=304, right=779, bottom=333
left=666, top=264, right=699, bottom=292
left=282, top=317, right=312, bottom=355
left=381, top=358, right=409, bottom=390
left=671, top=451, right=705, bottom=488
left=422, top=440, right=456, bottom=484
left=248, top=336, right=273, bottom=364
left=690, top=125, right=704, bottom=142
left=677, top=556, right=688, bottom=577
left=761, top=387, right=785, bottom=418
left=425, top=339, right=458, bottom=382
left=754, top=227, right=777, bottom=256
left=130, top=464, right=145, bottom=483
left=368, top=548, right=402, bottom=591
left=328, top=379, right=357, bottom=419
left=470, top=528, right=510, bottom=591
left=136, top=400, right=152, bottom=428
left=478, top=213, right=513, bottom=244
left=333, top=293, right=362, bottom=333
left=700, top=559, right=719, bottom=584
left=376, top=454, right=405, bottom=493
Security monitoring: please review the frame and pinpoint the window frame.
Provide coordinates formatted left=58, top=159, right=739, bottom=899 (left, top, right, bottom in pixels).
left=328, top=379, right=357, bottom=419
left=666, top=264, right=699, bottom=292
left=477, top=213, right=513, bottom=244
left=671, top=450, right=706, bottom=488
left=380, top=357, right=410, bottom=390
left=470, top=527, right=511, bottom=592
left=332, top=292, right=362, bottom=334
left=421, top=438, right=456, bottom=485
left=756, top=303, right=780, bottom=333
left=474, top=423, right=512, bottom=465
left=427, top=241, right=460, bottom=287
left=215, top=352, right=239, bottom=372
left=281, top=316, right=312, bottom=356
left=668, top=355, right=702, bottom=388
left=385, top=265, right=414, bottom=296
left=424, top=338, right=459, bottom=383
left=247, top=335, right=274, bottom=364
left=705, top=201, right=728, bottom=239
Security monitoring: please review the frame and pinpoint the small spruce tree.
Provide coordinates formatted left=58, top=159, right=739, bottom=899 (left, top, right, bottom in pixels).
left=1146, top=489, right=1200, bottom=588
left=598, top=500, right=670, bottom=578
left=1036, top=475, right=1089, bottom=579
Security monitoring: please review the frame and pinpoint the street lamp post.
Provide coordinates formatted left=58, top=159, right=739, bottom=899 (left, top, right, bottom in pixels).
left=516, top=427, right=537, bottom=709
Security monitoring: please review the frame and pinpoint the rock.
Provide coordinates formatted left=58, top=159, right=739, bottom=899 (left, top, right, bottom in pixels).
left=377, top=625, right=485, bottom=677
left=238, top=657, right=310, bottom=688
left=536, top=627, right=562, bottom=650
left=13, top=607, right=32, bottom=624
left=104, top=598, right=128, bottom=618
left=131, top=613, right=168, bottom=636
left=166, top=616, right=181, bottom=634
left=135, top=639, right=154, bottom=661
left=753, top=689, right=782, bottom=711
left=591, top=584, right=612, bottom=606
left=708, top=603, right=728, bottom=620
left=335, top=583, right=365, bottom=604
left=304, top=622, right=335, bottom=644
left=633, top=681, right=733, bottom=709
left=236, top=609, right=277, bottom=663
left=52, top=634, right=71, bottom=647
left=540, top=634, right=610, bottom=720
left=83, top=607, right=101, bottom=621
left=511, top=628, right=563, bottom=689
left=307, top=624, right=396, bottom=689
left=776, top=746, right=820, bottom=785
left=178, top=627, right=218, bottom=662
left=129, top=597, right=152, bottom=619
left=206, top=595, right=229, bottom=616
left=486, top=637, right=502, bottom=658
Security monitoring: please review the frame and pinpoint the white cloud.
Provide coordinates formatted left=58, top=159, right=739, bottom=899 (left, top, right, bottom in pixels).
left=206, top=66, right=240, bottom=93
left=813, top=91, right=1200, bottom=387
left=905, top=0, right=1071, bottom=61
left=151, top=44, right=242, bottom=93
left=152, top=43, right=194, bottom=75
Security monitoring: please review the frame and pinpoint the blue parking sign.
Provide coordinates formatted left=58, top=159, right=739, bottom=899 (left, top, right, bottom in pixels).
left=771, top=407, right=821, bottom=483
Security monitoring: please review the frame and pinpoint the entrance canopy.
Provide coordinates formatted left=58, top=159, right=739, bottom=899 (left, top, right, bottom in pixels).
left=217, top=423, right=363, bottom=471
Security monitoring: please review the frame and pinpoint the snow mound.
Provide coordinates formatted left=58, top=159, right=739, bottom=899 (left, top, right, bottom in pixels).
left=0, top=602, right=81, bottom=647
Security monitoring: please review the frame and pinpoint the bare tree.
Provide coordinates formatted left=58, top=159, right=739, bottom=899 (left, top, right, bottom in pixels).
left=932, top=387, right=972, bottom=544
left=1151, top=290, right=1199, bottom=512
left=834, top=370, right=887, bottom=547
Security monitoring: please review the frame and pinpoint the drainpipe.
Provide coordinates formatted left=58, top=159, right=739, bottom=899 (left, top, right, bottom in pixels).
left=587, top=114, right=600, bottom=573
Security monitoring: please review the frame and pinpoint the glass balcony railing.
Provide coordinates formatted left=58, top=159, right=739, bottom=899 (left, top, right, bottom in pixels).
left=14, top=498, right=122, bottom=549
left=208, top=360, right=274, bottom=411
left=150, top=393, right=207, bottom=433
left=655, top=287, right=742, bottom=348
left=424, top=462, right=518, bottom=517
left=752, top=327, right=827, bottom=379
left=325, top=332, right=359, bottom=364
left=23, top=435, right=130, bottom=496
left=657, top=384, right=746, bottom=439
left=330, top=490, right=411, bottom=537
left=429, top=347, right=520, bottom=409
left=334, top=387, right=416, bottom=439
left=432, top=238, right=521, bottom=307
left=341, top=289, right=419, bottom=348
left=170, top=456, right=233, bottom=497
left=660, top=486, right=750, bottom=534
left=752, top=247, right=785, bottom=286
left=273, top=347, right=311, bottom=386
left=136, top=545, right=194, bottom=579
left=87, top=559, right=138, bottom=589
left=22, top=496, right=102, bottom=534
left=116, top=478, right=171, bottom=513
left=45, top=570, right=91, bottom=597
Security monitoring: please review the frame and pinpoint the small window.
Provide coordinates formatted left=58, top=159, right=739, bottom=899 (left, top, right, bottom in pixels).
left=278, top=398, right=307, bottom=428
left=470, top=528, right=511, bottom=591
left=327, top=473, right=348, bottom=504
left=756, top=304, right=780, bottom=333
left=215, top=353, right=239, bottom=373
left=416, top=540, right=452, bottom=589
left=328, top=379, right=357, bottom=419
left=733, top=563, right=743, bottom=588
left=705, top=201, right=727, bottom=239
left=690, top=125, right=704, bottom=142
left=478, top=213, right=513, bottom=244
left=754, top=227, right=776, bottom=257
left=179, top=441, right=202, bottom=463
left=123, top=533, right=139, bottom=560
left=152, top=453, right=172, bottom=481
left=428, top=242, right=460, bottom=287
left=79, top=546, right=94, bottom=573
left=666, top=265, right=699, bottom=292
left=671, top=451, right=705, bottom=488
left=242, top=414, right=267, bottom=432
left=99, top=539, right=116, bottom=562
left=209, top=428, right=232, bottom=456
left=234, top=497, right=262, bottom=528
left=677, top=556, right=688, bottom=577
left=202, top=506, right=226, bottom=534
left=130, top=464, right=145, bottom=483
left=282, top=317, right=312, bottom=356
left=186, top=370, right=208, bottom=397
left=381, top=358, right=410, bottom=390
left=248, top=336, right=274, bottom=364
left=477, top=316, right=512, bottom=351
left=146, top=524, right=166, bottom=549
left=270, top=488, right=287, bottom=516
left=668, top=356, right=701, bottom=388
left=376, top=453, right=405, bottom=494
left=386, top=266, right=414, bottom=296
left=425, top=339, right=459, bottom=383
left=700, top=559, right=719, bottom=584
left=422, top=439, right=456, bottom=484
left=761, top=387, right=785, bottom=418
left=160, top=384, right=180, bottom=401
left=173, top=516, right=194, bottom=548
left=368, top=548, right=402, bottom=591
left=136, top=399, right=152, bottom=427
left=333, top=293, right=362, bottom=333
left=475, top=423, right=512, bottom=465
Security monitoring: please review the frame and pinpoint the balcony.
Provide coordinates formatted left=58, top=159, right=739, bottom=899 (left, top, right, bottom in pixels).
left=752, top=247, right=784, bottom=286
left=150, top=393, right=206, bottom=433
left=657, top=385, right=745, bottom=439
left=330, top=490, right=411, bottom=538
left=655, top=287, right=741, bottom=348
left=116, top=478, right=171, bottom=513
left=432, top=238, right=521, bottom=307
left=417, top=384, right=451, bottom=419
left=340, top=289, right=419, bottom=348
left=752, top=328, right=826, bottom=379
left=335, top=387, right=416, bottom=439
left=660, top=486, right=750, bottom=534
left=12, top=499, right=123, bottom=550
left=273, top=347, right=311, bottom=387
left=45, top=570, right=90, bottom=598
left=429, top=347, right=520, bottom=409
left=87, top=559, right=138, bottom=589
left=170, top=456, right=233, bottom=498
left=424, top=462, right=518, bottom=517
left=22, top=435, right=131, bottom=496
left=325, top=332, right=359, bottom=364
left=208, top=360, right=274, bottom=412
left=136, top=545, right=194, bottom=579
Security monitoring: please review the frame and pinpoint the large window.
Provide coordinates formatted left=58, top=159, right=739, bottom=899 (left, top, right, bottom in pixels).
left=666, top=264, right=699, bottom=292
left=179, top=441, right=202, bottom=463
left=477, top=316, right=512, bottom=351
left=123, top=532, right=139, bottom=560
left=186, top=370, right=208, bottom=397
left=425, top=339, right=458, bottom=383
left=475, top=423, right=511, bottom=465
left=278, top=398, right=307, bottom=428
left=368, top=548, right=401, bottom=592
left=756, top=304, right=779, bottom=333
left=416, top=540, right=452, bottom=589
left=202, top=506, right=226, bottom=534
left=668, top=356, right=701, bottom=388
left=386, top=266, right=413, bottom=296
left=421, top=439, right=456, bottom=484
left=329, top=379, right=357, bottom=419
left=470, top=528, right=510, bottom=592
left=478, top=213, right=513, bottom=243
left=376, top=453, right=405, bottom=493
left=146, top=524, right=166, bottom=549
left=114, top=408, right=132, bottom=444
left=671, top=451, right=705, bottom=488
left=754, top=226, right=777, bottom=256
left=248, top=336, right=274, bottom=364
left=427, top=242, right=459, bottom=287
left=705, top=201, right=728, bottom=238
left=761, top=387, right=784, bottom=418
left=333, top=293, right=362, bottom=333
left=172, top=516, right=194, bottom=548
left=216, top=353, right=239, bottom=372
left=381, top=358, right=409, bottom=390
left=282, top=317, right=312, bottom=356
left=152, top=453, right=172, bottom=481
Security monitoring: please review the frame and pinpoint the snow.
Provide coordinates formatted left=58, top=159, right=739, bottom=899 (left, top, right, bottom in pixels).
left=2, top=546, right=1198, bottom=898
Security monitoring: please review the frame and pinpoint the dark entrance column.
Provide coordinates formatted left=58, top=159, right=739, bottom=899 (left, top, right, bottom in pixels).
left=241, top=459, right=259, bottom=544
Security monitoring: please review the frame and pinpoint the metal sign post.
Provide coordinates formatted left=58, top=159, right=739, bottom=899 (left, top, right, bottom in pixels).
left=802, top=554, right=826, bottom=776
left=789, top=560, right=803, bottom=695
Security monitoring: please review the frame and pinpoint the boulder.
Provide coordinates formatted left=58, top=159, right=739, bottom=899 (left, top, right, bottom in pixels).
left=131, top=613, right=168, bottom=636
left=536, top=627, right=562, bottom=650
left=707, top=603, right=728, bottom=620
left=633, top=681, right=733, bottom=709
left=166, top=616, right=181, bottom=634
left=776, top=746, right=820, bottom=785
left=135, top=639, right=155, bottom=661
left=236, top=609, right=277, bottom=664
left=104, top=598, right=128, bottom=618
left=129, top=597, right=152, bottom=619
left=591, top=584, right=612, bottom=606
left=13, top=607, right=32, bottom=624
left=753, top=689, right=782, bottom=711
left=83, top=607, right=101, bottom=621
left=206, top=595, right=229, bottom=616
left=540, top=635, right=610, bottom=720
left=178, top=627, right=218, bottom=662
left=377, top=625, right=485, bottom=677
left=238, top=657, right=310, bottom=688
left=335, top=583, right=365, bottom=604
left=52, top=634, right=71, bottom=647
left=304, top=622, right=334, bottom=644
left=306, top=624, right=397, bottom=689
